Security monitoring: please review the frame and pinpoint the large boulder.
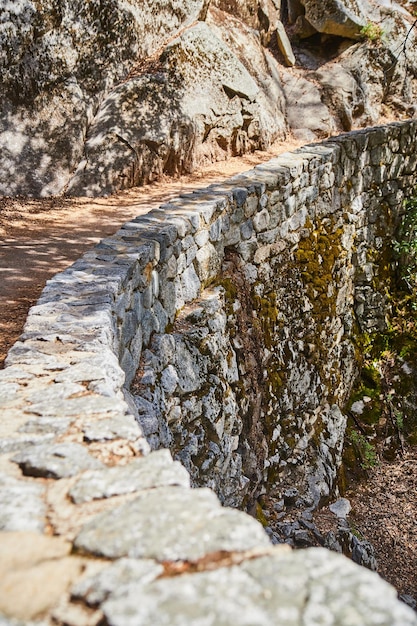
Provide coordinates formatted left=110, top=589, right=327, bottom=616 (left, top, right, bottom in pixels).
left=1, top=0, right=417, bottom=197
left=300, top=0, right=368, bottom=39
left=67, top=17, right=286, bottom=196
left=280, top=70, right=335, bottom=137
left=212, top=0, right=282, bottom=44
left=0, top=0, right=209, bottom=196
left=315, top=62, right=366, bottom=131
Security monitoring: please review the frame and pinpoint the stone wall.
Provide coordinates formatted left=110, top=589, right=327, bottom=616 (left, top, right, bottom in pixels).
left=129, top=120, right=417, bottom=509
left=1, top=121, right=417, bottom=624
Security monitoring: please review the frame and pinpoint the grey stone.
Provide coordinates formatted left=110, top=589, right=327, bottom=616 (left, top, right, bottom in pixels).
left=69, top=449, right=190, bottom=503
left=82, top=414, right=142, bottom=443
left=27, top=393, right=124, bottom=417
left=281, top=71, right=335, bottom=136
left=18, top=418, right=72, bottom=435
left=253, top=209, right=270, bottom=233
left=27, top=382, right=86, bottom=406
left=0, top=616, right=49, bottom=626
left=54, top=354, right=124, bottom=390
left=181, top=264, right=201, bottom=303
left=0, top=383, right=21, bottom=406
left=100, top=547, right=417, bottom=626
left=294, top=15, right=318, bottom=39
left=133, top=397, right=159, bottom=436
left=350, top=535, right=378, bottom=571
left=329, top=497, right=352, bottom=518
left=0, top=434, right=55, bottom=454
left=12, top=442, right=104, bottom=479
left=72, top=558, right=163, bottom=606
left=65, top=18, right=284, bottom=197
left=276, top=21, right=296, bottom=67
left=0, top=476, right=46, bottom=533
left=303, top=0, right=367, bottom=38
left=160, top=365, right=179, bottom=394
left=0, top=0, right=209, bottom=197
left=74, top=486, right=269, bottom=560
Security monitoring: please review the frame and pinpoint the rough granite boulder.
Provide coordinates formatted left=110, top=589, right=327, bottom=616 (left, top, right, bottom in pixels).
left=66, top=18, right=286, bottom=196
left=0, top=0, right=211, bottom=197
left=1, top=0, right=417, bottom=197
left=300, top=0, right=368, bottom=38
left=212, top=0, right=282, bottom=45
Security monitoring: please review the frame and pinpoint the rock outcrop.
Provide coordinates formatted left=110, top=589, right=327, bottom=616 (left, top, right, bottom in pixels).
left=1, top=0, right=417, bottom=197
left=66, top=18, right=286, bottom=196
left=301, top=0, right=368, bottom=38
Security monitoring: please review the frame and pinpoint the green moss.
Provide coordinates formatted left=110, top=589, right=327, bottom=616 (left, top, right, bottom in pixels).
left=255, top=501, right=269, bottom=527
left=360, top=22, right=384, bottom=41
left=295, top=220, right=345, bottom=322
left=350, top=430, right=378, bottom=470
left=342, top=191, right=417, bottom=479
left=253, top=291, right=279, bottom=350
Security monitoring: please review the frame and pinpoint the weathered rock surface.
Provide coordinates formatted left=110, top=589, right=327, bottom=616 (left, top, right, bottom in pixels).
left=100, top=548, right=416, bottom=626
left=67, top=18, right=286, bottom=196
left=280, top=70, right=335, bottom=135
left=69, top=449, right=190, bottom=503
left=302, top=0, right=367, bottom=38
left=74, top=486, right=270, bottom=560
left=212, top=0, right=282, bottom=45
left=12, top=442, right=104, bottom=478
left=1, top=0, right=417, bottom=196
left=71, top=557, right=164, bottom=606
left=0, top=476, right=46, bottom=533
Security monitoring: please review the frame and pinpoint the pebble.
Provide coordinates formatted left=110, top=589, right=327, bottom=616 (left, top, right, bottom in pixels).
left=329, top=497, right=352, bottom=519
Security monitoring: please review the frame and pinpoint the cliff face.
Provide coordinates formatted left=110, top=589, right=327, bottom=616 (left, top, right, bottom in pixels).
left=1, top=0, right=416, bottom=197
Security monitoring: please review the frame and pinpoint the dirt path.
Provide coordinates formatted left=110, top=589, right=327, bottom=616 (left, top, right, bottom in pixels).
left=0, top=138, right=305, bottom=367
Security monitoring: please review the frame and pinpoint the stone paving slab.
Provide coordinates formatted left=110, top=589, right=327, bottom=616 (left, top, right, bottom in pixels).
left=0, top=476, right=46, bottom=533
left=74, top=486, right=270, bottom=561
left=71, top=558, right=164, bottom=605
left=70, top=449, right=190, bottom=503
left=81, top=414, right=143, bottom=443
left=12, top=442, right=104, bottom=479
left=100, top=547, right=417, bottom=626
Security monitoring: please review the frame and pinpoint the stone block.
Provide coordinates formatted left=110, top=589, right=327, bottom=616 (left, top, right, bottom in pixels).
left=12, top=442, right=104, bottom=479
left=70, top=450, right=190, bottom=503
left=74, top=486, right=269, bottom=561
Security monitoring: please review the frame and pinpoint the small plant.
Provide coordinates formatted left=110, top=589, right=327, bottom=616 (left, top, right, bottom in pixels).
left=350, top=430, right=378, bottom=470
left=350, top=524, right=365, bottom=541
left=394, top=410, right=404, bottom=431
left=360, top=22, right=384, bottom=41
left=394, top=194, right=417, bottom=291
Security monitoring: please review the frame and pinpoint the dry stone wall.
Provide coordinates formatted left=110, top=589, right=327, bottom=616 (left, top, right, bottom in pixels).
left=130, top=120, right=417, bottom=508
left=1, top=121, right=417, bottom=625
